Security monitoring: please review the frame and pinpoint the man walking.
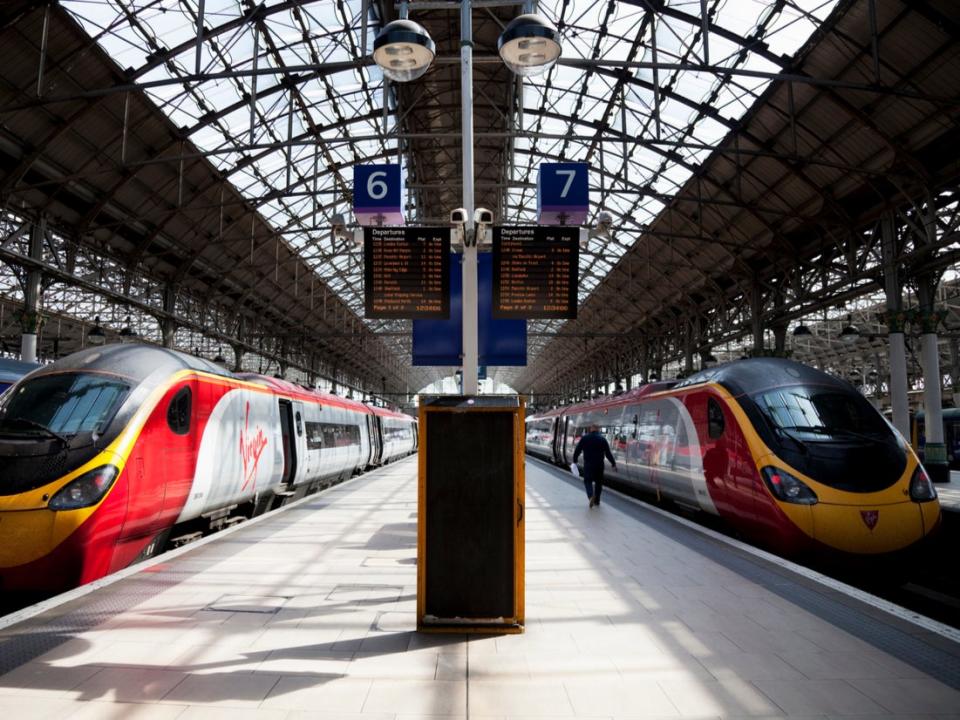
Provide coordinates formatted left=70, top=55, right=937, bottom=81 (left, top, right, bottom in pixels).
left=572, top=424, right=617, bottom=508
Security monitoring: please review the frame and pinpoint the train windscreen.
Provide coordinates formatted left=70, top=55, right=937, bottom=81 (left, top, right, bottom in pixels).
left=747, top=385, right=906, bottom=492
left=0, top=373, right=130, bottom=438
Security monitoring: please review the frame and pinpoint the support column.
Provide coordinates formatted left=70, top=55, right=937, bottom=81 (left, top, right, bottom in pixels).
left=880, top=214, right=910, bottom=439
left=750, top=280, right=764, bottom=354
left=917, top=277, right=948, bottom=481
left=950, top=337, right=960, bottom=408
left=231, top=343, right=245, bottom=372
left=160, top=284, right=178, bottom=348
left=20, top=218, right=44, bottom=363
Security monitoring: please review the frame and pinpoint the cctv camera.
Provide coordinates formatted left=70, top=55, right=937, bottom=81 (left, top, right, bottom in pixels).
left=450, top=208, right=468, bottom=225
left=474, top=208, right=493, bottom=225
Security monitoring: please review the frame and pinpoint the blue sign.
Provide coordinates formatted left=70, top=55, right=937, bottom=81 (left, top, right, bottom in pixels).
left=537, top=162, right=589, bottom=225
left=413, top=253, right=527, bottom=366
left=354, top=164, right=403, bottom=225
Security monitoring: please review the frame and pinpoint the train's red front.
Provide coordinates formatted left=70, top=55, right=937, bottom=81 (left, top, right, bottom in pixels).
left=527, top=358, right=940, bottom=557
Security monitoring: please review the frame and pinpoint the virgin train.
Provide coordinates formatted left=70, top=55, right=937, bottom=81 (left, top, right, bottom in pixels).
left=527, top=358, right=941, bottom=557
left=0, top=344, right=416, bottom=591
left=0, top=357, right=39, bottom=393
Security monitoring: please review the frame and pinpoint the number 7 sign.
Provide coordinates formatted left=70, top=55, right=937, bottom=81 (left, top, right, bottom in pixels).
left=354, top=164, right=404, bottom=226
left=537, top=162, right=589, bottom=225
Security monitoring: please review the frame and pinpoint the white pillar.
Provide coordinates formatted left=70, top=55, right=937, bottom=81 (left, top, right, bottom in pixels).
left=20, top=218, right=44, bottom=363
left=921, top=332, right=944, bottom=445
left=460, top=0, right=478, bottom=395
left=881, top=215, right=910, bottom=438
left=20, top=333, right=37, bottom=364
left=888, top=332, right=910, bottom=439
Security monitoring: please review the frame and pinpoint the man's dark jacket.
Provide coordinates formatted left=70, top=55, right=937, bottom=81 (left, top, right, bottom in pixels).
left=572, top=431, right=616, bottom=478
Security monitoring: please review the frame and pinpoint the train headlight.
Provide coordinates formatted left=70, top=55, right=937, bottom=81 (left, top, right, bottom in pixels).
left=49, top=465, right=119, bottom=510
left=761, top=466, right=818, bottom=505
left=909, top=464, right=938, bottom=502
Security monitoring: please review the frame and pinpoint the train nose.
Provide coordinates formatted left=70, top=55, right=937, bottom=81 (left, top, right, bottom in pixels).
left=0, top=508, right=58, bottom=568
left=811, top=500, right=932, bottom=554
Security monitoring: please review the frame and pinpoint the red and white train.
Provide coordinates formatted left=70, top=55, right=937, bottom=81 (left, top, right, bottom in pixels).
left=526, top=358, right=941, bottom=557
left=0, top=343, right=416, bottom=591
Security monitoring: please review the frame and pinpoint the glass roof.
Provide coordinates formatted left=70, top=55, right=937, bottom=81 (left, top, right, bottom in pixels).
left=62, top=0, right=842, bottom=366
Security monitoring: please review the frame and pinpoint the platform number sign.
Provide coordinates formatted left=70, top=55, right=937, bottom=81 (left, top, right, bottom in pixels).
left=537, top=162, right=589, bottom=225
left=354, top=164, right=404, bottom=226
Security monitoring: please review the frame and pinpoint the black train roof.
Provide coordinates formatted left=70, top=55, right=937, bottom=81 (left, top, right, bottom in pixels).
left=676, top=358, right=856, bottom=398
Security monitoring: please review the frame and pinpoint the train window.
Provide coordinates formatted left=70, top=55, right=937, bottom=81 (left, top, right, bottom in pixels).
left=304, top=421, right=361, bottom=450
left=295, top=411, right=303, bottom=436
left=707, top=398, right=725, bottom=439
left=167, top=387, right=192, bottom=435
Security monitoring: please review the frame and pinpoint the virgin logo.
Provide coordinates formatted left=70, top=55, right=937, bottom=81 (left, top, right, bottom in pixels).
left=240, top=401, right=268, bottom=491
left=860, top=510, right=879, bottom=531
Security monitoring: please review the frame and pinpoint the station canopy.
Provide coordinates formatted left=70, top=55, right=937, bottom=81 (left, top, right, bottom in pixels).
left=1, top=0, right=958, bottom=398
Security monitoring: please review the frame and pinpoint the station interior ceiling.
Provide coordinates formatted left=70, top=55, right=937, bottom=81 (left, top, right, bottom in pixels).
left=0, top=0, right=958, bottom=406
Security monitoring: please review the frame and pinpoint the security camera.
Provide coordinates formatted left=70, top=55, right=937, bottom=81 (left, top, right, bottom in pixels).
left=589, top=210, right=615, bottom=240
left=474, top=207, right=494, bottom=246
left=450, top=208, right=468, bottom=246
left=474, top=208, right=493, bottom=225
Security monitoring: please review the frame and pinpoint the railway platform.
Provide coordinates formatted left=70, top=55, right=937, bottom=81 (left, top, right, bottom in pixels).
left=940, top=472, right=960, bottom=512
left=1, top=456, right=958, bottom=718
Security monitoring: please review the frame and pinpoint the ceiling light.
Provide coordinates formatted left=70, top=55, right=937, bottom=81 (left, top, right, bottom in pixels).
left=498, top=14, right=562, bottom=77
left=373, top=20, right=435, bottom=82
left=119, top=315, right=137, bottom=341
left=840, top=314, right=860, bottom=342
left=88, top=317, right=106, bottom=346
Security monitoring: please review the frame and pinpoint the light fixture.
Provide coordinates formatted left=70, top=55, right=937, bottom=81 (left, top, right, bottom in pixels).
left=840, top=314, right=860, bottom=342
left=498, top=13, right=562, bottom=77
left=372, top=19, right=435, bottom=82
left=119, top=315, right=136, bottom=341
left=792, top=324, right=812, bottom=336
left=88, top=316, right=106, bottom=346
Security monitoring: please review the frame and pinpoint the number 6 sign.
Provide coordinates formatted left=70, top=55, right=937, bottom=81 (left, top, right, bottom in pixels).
left=537, top=162, right=589, bottom=225
left=354, top=164, right=404, bottom=226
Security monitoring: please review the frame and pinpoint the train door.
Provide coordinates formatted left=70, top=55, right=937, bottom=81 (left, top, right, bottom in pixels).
left=603, top=407, right=627, bottom=475
left=292, top=401, right=308, bottom=484
left=368, top=413, right=383, bottom=466
left=553, top=416, right=566, bottom=464
left=278, top=399, right=298, bottom=487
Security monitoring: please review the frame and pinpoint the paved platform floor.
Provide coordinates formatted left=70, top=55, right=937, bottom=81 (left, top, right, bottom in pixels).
left=0, top=456, right=959, bottom=719
left=941, top=472, right=960, bottom=511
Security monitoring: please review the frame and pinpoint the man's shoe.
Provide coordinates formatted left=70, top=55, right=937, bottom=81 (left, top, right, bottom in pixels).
left=588, top=496, right=596, bottom=508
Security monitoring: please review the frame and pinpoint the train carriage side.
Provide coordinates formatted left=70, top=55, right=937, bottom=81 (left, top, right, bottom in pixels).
left=239, top=375, right=374, bottom=489
left=372, top=406, right=417, bottom=463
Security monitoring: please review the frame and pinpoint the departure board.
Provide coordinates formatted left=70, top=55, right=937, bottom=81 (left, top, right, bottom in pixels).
left=364, top=227, right=450, bottom=319
left=492, top=226, right=579, bottom=319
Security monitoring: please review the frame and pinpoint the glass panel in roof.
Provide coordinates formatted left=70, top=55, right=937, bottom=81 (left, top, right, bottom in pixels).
left=60, top=0, right=840, bottom=366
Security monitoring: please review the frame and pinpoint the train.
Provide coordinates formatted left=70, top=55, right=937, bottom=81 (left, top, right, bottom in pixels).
left=0, top=343, right=417, bottom=591
left=526, top=358, right=941, bottom=557
left=0, top=357, right=39, bottom=393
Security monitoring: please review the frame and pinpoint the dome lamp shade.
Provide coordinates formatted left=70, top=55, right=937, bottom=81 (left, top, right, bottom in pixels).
left=497, top=13, right=562, bottom=77
left=373, top=20, right=436, bottom=82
